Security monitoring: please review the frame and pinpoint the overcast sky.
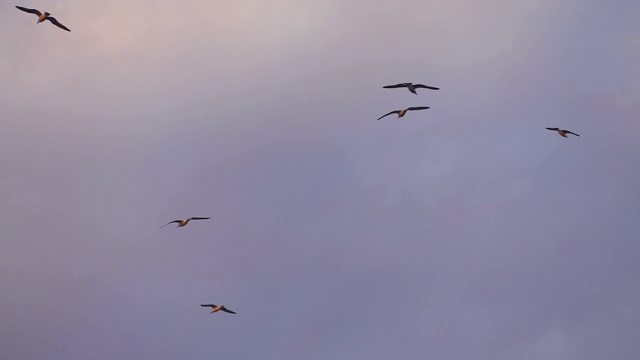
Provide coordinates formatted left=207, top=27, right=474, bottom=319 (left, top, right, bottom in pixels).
left=1, top=1, right=639, bottom=359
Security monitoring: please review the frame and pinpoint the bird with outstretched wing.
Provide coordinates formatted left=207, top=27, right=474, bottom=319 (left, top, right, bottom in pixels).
left=377, top=106, right=430, bottom=120
left=201, top=304, right=236, bottom=314
left=15, top=6, right=70, bottom=32
left=161, top=217, right=210, bottom=228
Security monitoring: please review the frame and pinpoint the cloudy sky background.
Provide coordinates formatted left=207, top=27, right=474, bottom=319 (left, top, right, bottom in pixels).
left=1, top=1, right=639, bottom=359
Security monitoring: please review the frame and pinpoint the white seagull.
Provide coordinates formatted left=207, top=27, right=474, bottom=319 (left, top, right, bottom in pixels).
left=377, top=106, right=430, bottom=121
left=15, top=6, right=70, bottom=32
left=201, top=304, right=236, bottom=315
left=161, top=217, right=210, bottom=228
left=383, top=82, right=440, bottom=95
left=546, top=127, right=580, bottom=138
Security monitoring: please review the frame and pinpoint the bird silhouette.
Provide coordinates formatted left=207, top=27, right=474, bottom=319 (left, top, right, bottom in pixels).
left=383, top=82, right=439, bottom=94
left=161, top=217, right=210, bottom=228
left=15, top=6, right=70, bottom=32
left=377, top=106, right=430, bottom=120
left=201, top=304, right=236, bottom=314
left=546, top=128, right=580, bottom=138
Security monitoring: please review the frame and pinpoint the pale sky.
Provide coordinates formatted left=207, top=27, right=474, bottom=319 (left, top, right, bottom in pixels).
left=1, top=1, right=639, bottom=359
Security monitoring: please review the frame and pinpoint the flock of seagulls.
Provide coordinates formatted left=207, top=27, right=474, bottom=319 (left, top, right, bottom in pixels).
left=12, top=3, right=585, bottom=322
left=375, top=81, right=579, bottom=140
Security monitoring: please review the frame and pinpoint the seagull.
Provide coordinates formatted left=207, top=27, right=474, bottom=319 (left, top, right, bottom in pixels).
left=546, top=128, right=580, bottom=138
left=201, top=304, right=236, bottom=314
left=383, top=83, right=440, bottom=95
left=377, top=106, right=430, bottom=121
left=15, top=6, right=70, bottom=32
left=161, top=217, right=210, bottom=228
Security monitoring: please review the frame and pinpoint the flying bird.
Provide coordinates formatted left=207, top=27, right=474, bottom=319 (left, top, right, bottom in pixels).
left=546, top=128, right=580, bottom=138
left=15, top=6, right=70, bottom=32
left=161, top=217, right=210, bottom=228
left=377, top=106, right=430, bottom=121
left=383, top=82, right=440, bottom=95
left=201, top=304, right=236, bottom=314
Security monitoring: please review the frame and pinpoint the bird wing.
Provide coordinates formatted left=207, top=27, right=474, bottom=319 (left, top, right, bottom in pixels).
left=407, top=106, right=430, bottom=111
left=160, top=220, right=182, bottom=228
left=201, top=304, right=216, bottom=308
left=546, top=128, right=559, bottom=131
left=565, top=131, right=580, bottom=137
left=46, top=17, right=70, bottom=31
left=382, top=84, right=407, bottom=89
left=377, top=110, right=400, bottom=120
left=221, top=307, right=236, bottom=314
left=412, top=84, right=440, bottom=90
left=15, top=6, right=42, bottom=16
left=189, top=217, right=210, bottom=221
